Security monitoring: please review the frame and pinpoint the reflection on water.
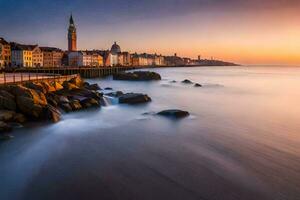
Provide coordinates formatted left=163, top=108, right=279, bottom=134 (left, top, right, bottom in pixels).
left=0, top=66, right=300, bottom=200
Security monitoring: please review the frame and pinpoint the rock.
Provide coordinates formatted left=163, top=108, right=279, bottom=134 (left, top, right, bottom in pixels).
left=40, top=82, right=56, bottom=93
left=80, top=98, right=100, bottom=108
left=85, top=83, right=101, bottom=91
left=104, top=87, right=113, bottom=90
left=69, top=100, right=82, bottom=110
left=24, top=82, right=47, bottom=94
left=113, top=71, right=161, bottom=81
left=46, top=94, right=58, bottom=107
left=59, top=96, right=69, bottom=104
left=194, top=83, right=202, bottom=87
left=0, top=90, right=16, bottom=111
left=83, top=82, right=90, bottom=87
left=46, top=105, right=61, bottom=123
left=0, top=121, right=12, bottom=133
left=0, top=110, right=16, bottom=122
left=11, top=85, right=48, bottom=118
left=182, top=79, right=193, bottom=84
left=170, top=80, right=177, bottom=83
left=119, top=93, right=151, bottom=104
left=69, top=76, right=83, bottom=87
left=13, top=113, right=27, bottom=123
left=62, top=81, right=79, bottom=90
left=106, top=91, right=124, bottom=98
left=52, top=82, right=64, bottom=91
left=157, top=109, right=190, bottom=119
left=60, top=103, right=72, bottom=112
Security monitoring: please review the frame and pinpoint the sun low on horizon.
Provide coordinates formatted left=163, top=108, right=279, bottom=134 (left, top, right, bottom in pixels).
left=1, top=0, right=300, bottom=65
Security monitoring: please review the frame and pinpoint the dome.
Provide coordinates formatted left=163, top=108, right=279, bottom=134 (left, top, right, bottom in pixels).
left=111, top=42, right=121, bottom=54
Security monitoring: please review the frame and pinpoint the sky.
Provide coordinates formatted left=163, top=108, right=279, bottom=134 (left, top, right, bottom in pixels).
left=1, top=0, right=300, bottom=65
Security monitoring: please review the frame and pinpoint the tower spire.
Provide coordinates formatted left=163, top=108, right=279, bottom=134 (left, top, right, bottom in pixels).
left=70, top=13, right=74, bottom=25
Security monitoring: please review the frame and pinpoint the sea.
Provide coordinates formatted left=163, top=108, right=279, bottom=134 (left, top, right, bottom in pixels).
left=0, top=66, right=299, bottom=200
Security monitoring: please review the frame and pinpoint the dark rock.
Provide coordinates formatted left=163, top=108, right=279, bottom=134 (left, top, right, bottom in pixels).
left=46, top=105, right=61, bottom=123
left=182, top=79, right=193, bottom=84
left=59, top=96, right=70, bottom=104
left=69, top=100, right=82, bottom=110
left=0, top=134, right=14, bottom=140
left=0, top=110, right=16, bottom=122
left=0, top=121, right=12, bottom=133
left=170, top=80, right=177, bottom=83
left=104, top=87, right=113, bottom=90
left=69, top=76, right=83, bottom=87
left=40, top=82, right=56, bottom=93
left=0, top=90, right=16, bottom=111
left=80, top=98, right=100, bottom=108
left=194, top=83, right=202, bottom=87
left=60, top=103, right=72, bottom=112
left=113, top=71, right=161, bottom=81
left=51, top=82, right=64, bottom=91
left=85, top=83, right=101, bottom=91
left=24, top=82, right=47, bottom=94
left=13, top=113, right=27, bottom=123
left=119, top=93, right=151, bottom=104
left=106, top=91, right=124, bottom=98
left=62, top=81, right=79, bottom=90
left=157, top=109, right=190, bottom=119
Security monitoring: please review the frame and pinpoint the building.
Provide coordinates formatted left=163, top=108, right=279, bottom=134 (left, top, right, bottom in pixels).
left=110, top=42, right=121, bottom=54
left=118, top=52, right=131, bottom=66
left=0, top=38, right=11, bottom=68
left=11, top=43, right=35, bottom=68
left=68, top=51, right=103, bottom=67
left=68, top=14, right=77, bottom=51
left=32, top=46, right=43, bottom=67
left=40, top=47, right=63, bottom=67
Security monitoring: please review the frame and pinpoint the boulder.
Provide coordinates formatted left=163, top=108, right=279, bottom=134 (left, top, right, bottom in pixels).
left=52, top=82, right=64, bottom=91
left=80, top=98, right=100, bottom=108
left=119, top=93, right=151, bottom=104
left=0, top=90, right=16, bottom=111
left=0, top=121, right=12, bottom=133
left=24, top=82, right=47, bottom=94
left=60, top=103, right=72, bottom=112
left=85, top=83, right=101, bottom=91
left=106, top=91, right=124, bottom=98
left=194, top=83, right=202, bottom=87
left=59, top=96, right=70, bottom=104
left=0, top=134, right=14, bottom=140
left=69, top=76, right=83, bottom=87
left=170, top=80, right=177, bottom=83
left=104, top=87, right=113, bottom=90
left=0, top=110, right=16, bottom=122
left=46, top=105, right=61, bottom=123
left=113, top=71, right=161, bottom=81
left=62, top=81, right=79, bottom=91
left=69, top=100, right=82, bottom=110
left=13, top=113, right=27, bottom=123
left=40, top=82, right=56, bottom=93
left=182, top=79, right=193, bottom=84
left=157, top=109, right=190, bottom=119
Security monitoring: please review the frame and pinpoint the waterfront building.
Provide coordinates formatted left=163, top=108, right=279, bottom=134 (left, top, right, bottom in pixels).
left=164, top=53, right=185, bottom=66
left=0, top=38, right=11, bottom=68
left=40, top=47, right=63, bottom=67
left=110, top=42, right=121, bottom=54
left=68, top=14, right=77, bottom=51
left=118, top=52, right=131, bottom=66
left=11, top=43, right=34, bottom=68
left=67, top=51, right=103, bottom=67
left=32, top=46, right=43, bottom=67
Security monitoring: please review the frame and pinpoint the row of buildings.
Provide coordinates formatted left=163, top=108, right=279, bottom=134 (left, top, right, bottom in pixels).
left=0, top=15, right=196, bottom=69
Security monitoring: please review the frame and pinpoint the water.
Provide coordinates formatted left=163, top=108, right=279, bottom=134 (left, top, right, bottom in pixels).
left=0, top=66, right=300, bottom=200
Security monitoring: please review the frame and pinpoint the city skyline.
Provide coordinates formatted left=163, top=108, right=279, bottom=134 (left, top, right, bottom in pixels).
left=1, top=0, right=300, bottom=65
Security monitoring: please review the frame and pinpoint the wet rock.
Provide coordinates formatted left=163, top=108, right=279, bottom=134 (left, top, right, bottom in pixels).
left=157, top=109, right=190, bottom=119
left=69, top=76, right=83, bottom=87
left=170, top=80, right=177, bottom=83
left=194, top=83, right=202, bottom=87
left=104, top=87, right=113, bottom=90
left=24, top=82, right=47, bottom=94
left=80, top=98, right=100, bottom=108
left=182, top=79, right=193, bottom=84
left=69, top=100, right=82, bottom=110
left=119, top=93, right=151, bottom=104
left=0, top=90, right=16, bottom=111
left=52, top=82, right=64, bottom=91
left=13, top=113, right=27, bottom=123
left=62, top=81, right=79, bottom=91
left=40, top=82, right=56, bottom=93
left=0, top=121, right=12, bottom=133
left=113, top=71, right=161, bottom=81
left=0, top=110, right=16, bottom=122
left=60, top=103, right=72, bottom=112
left=59, top=96, right=70, bottom=104
left=106, top=91, right=124, bottom=98
left=46, top=105, right=61, bottom=123
left=0, top=134, right=14, bottom=140
left=85, top=83, right=101, bottom=91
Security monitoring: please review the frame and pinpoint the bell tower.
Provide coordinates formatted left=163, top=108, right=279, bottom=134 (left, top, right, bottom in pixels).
left=68, top=14, right=77, bottom=51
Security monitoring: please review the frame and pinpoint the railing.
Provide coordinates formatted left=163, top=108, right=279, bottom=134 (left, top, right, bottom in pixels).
left=0, top=72, right=78, bottom=85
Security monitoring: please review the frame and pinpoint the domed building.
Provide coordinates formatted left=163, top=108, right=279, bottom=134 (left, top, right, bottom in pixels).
left=110, top=42, right=121, bottom=54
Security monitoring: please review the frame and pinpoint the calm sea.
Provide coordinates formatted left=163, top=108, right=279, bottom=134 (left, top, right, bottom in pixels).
left=0, top=66, right=300, bottom=200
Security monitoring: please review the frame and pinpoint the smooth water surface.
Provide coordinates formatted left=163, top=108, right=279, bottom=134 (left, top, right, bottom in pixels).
left=1, top=66, right=300, bottom=200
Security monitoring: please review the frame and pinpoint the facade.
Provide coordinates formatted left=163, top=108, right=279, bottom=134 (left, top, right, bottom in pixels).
left=40, top=47, right=63, bottom=67
left=68, top=51, right=104, bottom=67
left=0, top=38, right=11, bottom=68
left=11, top=43, right=34, bottom=68
left=68, top=14, right=77, bottom=51
left=32, top=46, right=43, bottom=67
left=118, top=52, right=131, bottom=66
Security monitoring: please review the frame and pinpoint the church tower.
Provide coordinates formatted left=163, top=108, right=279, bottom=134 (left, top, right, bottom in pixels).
left=68, top=14, right=77, bottom=51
